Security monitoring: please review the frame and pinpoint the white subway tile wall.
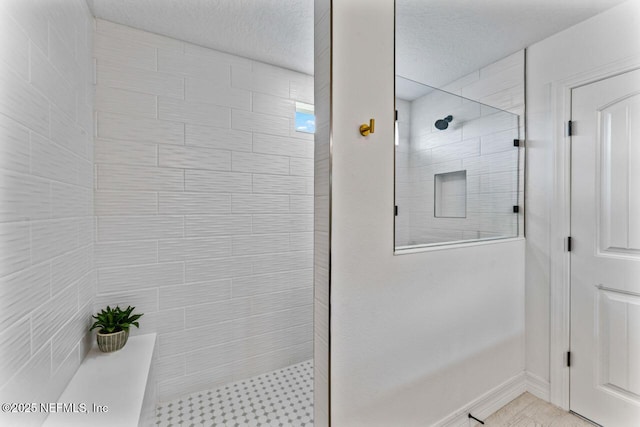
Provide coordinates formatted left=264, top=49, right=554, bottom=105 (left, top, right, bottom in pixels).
left=92, top=20, right=314, bottom=402
left=395, top=51, right=525, bottom=247
left=0, top=1, right=95, bottom=425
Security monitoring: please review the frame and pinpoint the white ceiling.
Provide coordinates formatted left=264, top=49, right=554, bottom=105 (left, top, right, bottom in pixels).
left=396, top=0, right=628, bottom=87
left=87, top=0, right=314, bottom=75
left=87, top=0, right=627, bottom=84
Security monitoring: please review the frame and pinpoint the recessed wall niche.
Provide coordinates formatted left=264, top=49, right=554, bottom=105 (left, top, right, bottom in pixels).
left=434, top=170, right=466, bottom=218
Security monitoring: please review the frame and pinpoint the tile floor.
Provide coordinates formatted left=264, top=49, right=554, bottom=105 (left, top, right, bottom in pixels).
left=157, top=364, right=593, bottom=427
left=476, top=392, right=596, bottom=426
left=156, top=360, right=314, bottom=426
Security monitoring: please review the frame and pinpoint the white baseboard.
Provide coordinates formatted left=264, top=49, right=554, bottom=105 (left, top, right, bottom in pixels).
left=433, top=372, right=527, bottom=427
left=525, top=371, right=550, bottom=402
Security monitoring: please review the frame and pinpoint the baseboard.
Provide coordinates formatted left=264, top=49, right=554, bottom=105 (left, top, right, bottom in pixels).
left=433, top=372, right=527, bottom=427
left=525, top=371, right=550, bottom=402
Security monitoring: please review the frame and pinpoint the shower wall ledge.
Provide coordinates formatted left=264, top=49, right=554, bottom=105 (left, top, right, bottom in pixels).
left=43, top=333, right=156, bottom=427
left=395, top=236, right=524, bottom=255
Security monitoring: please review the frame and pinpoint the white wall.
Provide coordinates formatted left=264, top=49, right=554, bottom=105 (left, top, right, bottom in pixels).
left=0, top=0, right=95, bottom=425
left=396, top=52, right=523, bottom=247
left=321, top=0, right=525, bottom=425
left=92, top=19, right=315, bottom=402
left=525, top=0, right=640, bottom=405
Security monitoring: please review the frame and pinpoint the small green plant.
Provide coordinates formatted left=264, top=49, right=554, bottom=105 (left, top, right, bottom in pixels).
left=90, top=305, right=143, bottom=334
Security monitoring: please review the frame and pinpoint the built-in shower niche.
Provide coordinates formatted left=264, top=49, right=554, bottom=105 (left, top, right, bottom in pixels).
left=395, top=76, right=521, bottom=250
left=434, top=170, right=467, bottom=218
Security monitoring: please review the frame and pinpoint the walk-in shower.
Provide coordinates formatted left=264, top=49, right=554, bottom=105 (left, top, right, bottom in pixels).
left=395, top=76, right=522, bottom=250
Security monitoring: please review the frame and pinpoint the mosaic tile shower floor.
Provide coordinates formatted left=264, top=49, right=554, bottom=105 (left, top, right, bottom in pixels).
left=156, top=360, right=314, bottom=427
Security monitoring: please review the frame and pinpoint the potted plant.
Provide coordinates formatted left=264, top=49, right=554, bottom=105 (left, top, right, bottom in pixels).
left=90, top=305, right=143, bottom=353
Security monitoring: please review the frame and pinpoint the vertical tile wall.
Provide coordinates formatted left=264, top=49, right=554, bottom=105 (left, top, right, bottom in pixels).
left=92, top=20, right=315, bottom=401
left=313, top=0, right=331, bottom=424
left=395, top=51, right=525, bottom=247
left=0, top=1, right=95, bottom=425
left=394, top=98, right=412, bottom=246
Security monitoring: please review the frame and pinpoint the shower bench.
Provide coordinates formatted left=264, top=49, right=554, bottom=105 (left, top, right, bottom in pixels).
left=43, top=333, right=156, bottom=427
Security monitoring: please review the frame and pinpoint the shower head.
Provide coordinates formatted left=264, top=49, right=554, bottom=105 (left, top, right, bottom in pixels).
left=434, top=115, right=453, bottom=130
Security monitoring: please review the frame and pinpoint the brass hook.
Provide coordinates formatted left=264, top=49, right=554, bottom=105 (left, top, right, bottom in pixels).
left=359, top=118, right=375, bottom=136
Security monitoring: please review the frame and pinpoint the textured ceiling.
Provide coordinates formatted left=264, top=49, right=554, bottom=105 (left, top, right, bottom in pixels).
left=87, top=0, right=627, bottom=84
left=87, top=0, right=314, bottom=75
left=396, top=0, right=628, bottom=86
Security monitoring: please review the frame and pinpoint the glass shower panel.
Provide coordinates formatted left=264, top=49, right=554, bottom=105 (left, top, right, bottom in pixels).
left=395, top=76, right=521, bottom=250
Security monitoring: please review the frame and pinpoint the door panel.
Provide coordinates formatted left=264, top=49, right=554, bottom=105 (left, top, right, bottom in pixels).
left=570, top=68, right=640, bottom=427
left=599, top=93, right=640, bottom=254
left=598, top=289, right=640, bottom=400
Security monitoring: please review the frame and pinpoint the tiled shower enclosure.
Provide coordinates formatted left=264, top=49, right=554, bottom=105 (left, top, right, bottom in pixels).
left=91, top=20, right=315, bottom=402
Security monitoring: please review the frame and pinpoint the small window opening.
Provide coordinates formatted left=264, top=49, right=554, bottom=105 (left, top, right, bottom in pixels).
left=295, top=102, right=315, bottom=134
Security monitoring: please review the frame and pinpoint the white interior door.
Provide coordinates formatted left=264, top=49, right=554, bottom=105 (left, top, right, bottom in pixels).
left=570, top=68, right=640, bottom=426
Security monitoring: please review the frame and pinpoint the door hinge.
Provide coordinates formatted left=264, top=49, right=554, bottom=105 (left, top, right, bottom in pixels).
left=395, top=110, right=398, bottom=121
left=567, top=351, right=571, bottom=367
left=512, top=205, right=520, bottom=213
left=394, top=205, right=398, bottom=216
left=567, top=120, right=574, bottom=136
left=567, top=236, right=572, bottom=252
left=513, top=139, right=523, bottom=147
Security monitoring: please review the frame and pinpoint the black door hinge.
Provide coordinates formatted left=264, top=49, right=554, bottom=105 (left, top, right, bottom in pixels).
left=567, top=236, right=572, bottom=252
left=513, top=139, right=522, bottom=147
left=394, top=205, right=398, bottom=216
left=567, top=351, right=571, bottom=367
left=567, top=121, right=574, bottom=136
left=512, top=205, right=520, bottom=213
left=395, top=110, right=398, bottom=121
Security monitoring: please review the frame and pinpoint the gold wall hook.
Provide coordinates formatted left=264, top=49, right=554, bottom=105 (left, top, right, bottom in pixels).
left=359, top=118, right=375, bottom=136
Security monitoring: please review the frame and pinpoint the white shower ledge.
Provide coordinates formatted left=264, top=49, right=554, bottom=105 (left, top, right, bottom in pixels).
left=43, top=333, right=156, bottom=427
